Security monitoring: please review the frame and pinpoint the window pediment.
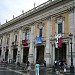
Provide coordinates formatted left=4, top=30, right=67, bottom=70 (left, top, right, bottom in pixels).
left=55, top=16, right=65, bottom=24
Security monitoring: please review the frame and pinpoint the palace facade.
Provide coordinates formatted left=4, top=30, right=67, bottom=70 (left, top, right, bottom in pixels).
left=0, top=0, right=75, bottom=67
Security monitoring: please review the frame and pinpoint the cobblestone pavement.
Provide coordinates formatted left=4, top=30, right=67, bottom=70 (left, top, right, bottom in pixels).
left=0, top=63, right=72, bottom=75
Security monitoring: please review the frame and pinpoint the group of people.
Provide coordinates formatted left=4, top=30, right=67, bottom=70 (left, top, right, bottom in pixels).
left=54, top=59, right=67, bottom=73
left=25, top=60, right=46, bottom=74
left=25, top=59, right=67, bottom=74
left=24, top=61, right=31, bottom=75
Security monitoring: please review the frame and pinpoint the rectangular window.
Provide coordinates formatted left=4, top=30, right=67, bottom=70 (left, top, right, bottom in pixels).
left=15, top=35, right=17, bottom=43
left=25, top=30, right=30, bottom=40
left=7, top=38, right=9, bottom=45
left=58, top=23, right=62, bottom=34
left=39, top=28, right=42, bottom=37
left=0, top=39, right=2, bottom=45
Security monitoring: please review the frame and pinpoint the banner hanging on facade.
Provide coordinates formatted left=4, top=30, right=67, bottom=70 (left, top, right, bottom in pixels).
left=22, top=40, right=28, bottom=46
left=58, top=34, right=62, bottom=48
left=35, top=37, right=42, bottom=44
left=55, top=33, right=62, bottom=48
left=55, top=34, right=58, bottom=48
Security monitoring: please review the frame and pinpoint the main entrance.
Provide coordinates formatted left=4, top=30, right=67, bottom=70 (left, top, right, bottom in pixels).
left=5, top=49, right=9, bottom=61
left=55, top=43, right=66, bottom=61
left=23, top=47, right=29, bottom=63
left=13, top=48, right=17, bottom=62
left=0, top=48, right=2, bottom=56
left=36, top=45, right=44, bottom=64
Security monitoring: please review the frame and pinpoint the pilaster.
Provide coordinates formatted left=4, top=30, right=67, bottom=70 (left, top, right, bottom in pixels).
left=66, top=42, right=70, bottom=66
left=7, top=32, right=13, bottom=62
left=68, top=8, right=75, bottom=66
left=68, top=8, right=74, bottom=51
left=34, top=47, right=37, bottom=64
left=45, top=16, right=52, bottom=65
left=1, top=35, right=6, bottom=60
left=50, top=44, right=55, bottom=66
left=17, top=30, right=23, bottom=63
left=28, top=25, right=35, bottom=64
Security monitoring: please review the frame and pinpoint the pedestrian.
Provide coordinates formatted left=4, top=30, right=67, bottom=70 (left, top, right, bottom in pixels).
left=54, top=59, right=57, bottom=71
left=44, top=60, right=46, bottom=69
left=36, top=61, right=40, bottom=75
left=63, top=62, right=67, bottom=74
left=25, top=61, right=31, bottom=75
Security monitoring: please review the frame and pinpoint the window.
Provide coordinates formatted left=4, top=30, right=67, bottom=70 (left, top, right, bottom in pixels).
left=0, top=39, right=2, bottom=45
left=58, top=23, right=62, bottom=34
left=39, top=28, right=42, bottom=37
left=25, top=29, right=30, bottom=40
left=15, top=35, right=17, bottom=43
left=7, top=38, right=9, bottom=45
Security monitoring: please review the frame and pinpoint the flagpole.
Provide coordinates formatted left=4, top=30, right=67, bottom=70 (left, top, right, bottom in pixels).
left=57, top=43, right=59, bottom=74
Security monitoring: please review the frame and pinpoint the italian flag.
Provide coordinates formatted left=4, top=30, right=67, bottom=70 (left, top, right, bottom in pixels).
left=58, top=34, right=62, bottom=48
left=55, top=34, right=58, bottom=48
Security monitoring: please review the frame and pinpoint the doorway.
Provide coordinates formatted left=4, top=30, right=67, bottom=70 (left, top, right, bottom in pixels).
left=55, top=43, right=66, bottom=61
left=23, top=47, right=29, bottom=63
left=5, top=49, right=9, bottom=61
left=36, top=45, right=44, bottom=64
left=13, top=48, right=17, bottom=62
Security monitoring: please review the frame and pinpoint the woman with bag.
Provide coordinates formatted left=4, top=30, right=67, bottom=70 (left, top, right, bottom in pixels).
left=63, top=62, right=67, bottom=74
left=26, top=61, right=31, bottom=75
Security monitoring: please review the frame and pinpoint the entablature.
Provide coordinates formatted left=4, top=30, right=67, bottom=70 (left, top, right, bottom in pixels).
left=0, top=0, right=74, bottom=35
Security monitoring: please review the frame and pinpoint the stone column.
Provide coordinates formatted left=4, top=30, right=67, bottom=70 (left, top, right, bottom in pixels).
left=73, top=7, right=75, bottom=65
left=17, top=30, right=23, bottom=63
left=28, top=25, right=35, bottom=64
left=45, top=16, right=52, bottom=66
left=52, top=44, right=55, bottom=66
left=8, top=33, right=13, bottom=62
left=68, top=8, right=75, bottom=65
left=66, top=42, right=70, bottom=66
left=34, top=47, right=37, bottom=64
left=21, top=47, right=23, bottom=63
left=1, top=35, right=6, bottom=60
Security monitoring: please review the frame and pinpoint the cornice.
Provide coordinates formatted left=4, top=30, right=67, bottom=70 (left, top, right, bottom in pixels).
left=0, top=0, right=62, bottom=29
left=0, top=0, right=74, bottom=35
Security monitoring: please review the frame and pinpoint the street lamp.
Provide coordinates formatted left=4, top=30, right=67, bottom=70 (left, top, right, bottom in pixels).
left=69, top=33, right=74, bottom=75
left=57, top=43, right=59, bottom=74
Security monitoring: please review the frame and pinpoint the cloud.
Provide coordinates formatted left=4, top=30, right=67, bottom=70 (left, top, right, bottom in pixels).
left=0, top=0, right=52, bottom=24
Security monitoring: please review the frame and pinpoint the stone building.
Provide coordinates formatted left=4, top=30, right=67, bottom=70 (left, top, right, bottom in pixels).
left=0, top=0, right=75, bottom=67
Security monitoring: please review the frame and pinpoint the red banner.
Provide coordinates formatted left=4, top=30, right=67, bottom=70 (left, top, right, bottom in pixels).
left=22, top=40, right=28, bottom=46
left=58, top=37, right=62, bottom=48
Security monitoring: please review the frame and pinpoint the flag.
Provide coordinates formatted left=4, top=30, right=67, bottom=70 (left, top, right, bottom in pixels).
left=35, top=37, right=42, bottom=44
left=22, top=40, right=28, bottom=46
left=55, top=34, right=58, bottom=48
left=58, top=34, right=62, bottom=48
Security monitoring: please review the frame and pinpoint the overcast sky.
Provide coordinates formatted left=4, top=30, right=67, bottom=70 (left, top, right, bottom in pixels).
left=0, top=0, right=54, bottom=24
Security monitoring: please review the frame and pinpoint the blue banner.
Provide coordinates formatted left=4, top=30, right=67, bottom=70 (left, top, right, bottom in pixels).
left=35, top=37, right=42, bottom=44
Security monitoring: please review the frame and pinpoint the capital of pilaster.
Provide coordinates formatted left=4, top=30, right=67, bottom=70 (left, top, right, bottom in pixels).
left=55, top=15, right=65, bottom=23
left=46, top=16, right=52, bottom=21
left=67, top=7, right=74, bottom=13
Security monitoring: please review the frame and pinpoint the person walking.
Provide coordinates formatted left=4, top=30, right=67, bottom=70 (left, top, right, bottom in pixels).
left=44, top=60, right=46, bottom=69
left=63, top=62, right=67, bottom=74
left=25, top=61, right=31, bottom=75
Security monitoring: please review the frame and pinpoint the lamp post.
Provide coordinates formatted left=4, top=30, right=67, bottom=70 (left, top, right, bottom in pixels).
left=69, top=33, right=74, bottom=75
left=57, top=43, right=59, bottom=74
